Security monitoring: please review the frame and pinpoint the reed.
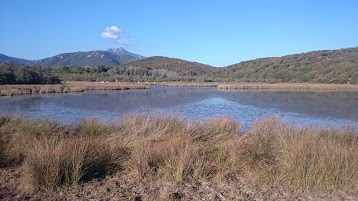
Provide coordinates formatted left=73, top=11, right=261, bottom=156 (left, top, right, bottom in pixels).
left=218, top=83, right=358, bottom=91
left=0, top=81, right=148, bottom=96
left=240, top=117, right=358, bottom=189
left=155, top=82, right=220, bottom=87
left=1, top=114, right=358, bottom=195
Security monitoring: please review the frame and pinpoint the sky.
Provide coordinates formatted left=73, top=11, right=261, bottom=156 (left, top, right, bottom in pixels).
left=1, top=0, right=358, bottom=67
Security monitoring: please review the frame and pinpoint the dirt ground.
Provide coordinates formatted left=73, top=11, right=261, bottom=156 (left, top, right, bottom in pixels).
left=1, top=167, right=357, bottom=201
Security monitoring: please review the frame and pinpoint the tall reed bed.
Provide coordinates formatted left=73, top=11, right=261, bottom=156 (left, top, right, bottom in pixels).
left=157, top=82, right=219, bottom=87
left=1, top=114, right=357, bottom=193
left=0, top=82, right=148, bottom=96
left=218, top=83, right=358, bottom=90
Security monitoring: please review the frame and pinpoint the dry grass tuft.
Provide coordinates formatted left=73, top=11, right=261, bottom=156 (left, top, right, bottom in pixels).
left=117, top=115, right=242, bottom=184
left=77, top=119, right=118, bottom=137
left=280, top=127, right=358, bottom=189
left=22, top=137, right=125, bottom=192
left=0, top=81, right=148, bottom=96
left=218, top=83, right=358, bottom=91
left=240, top=117, right=358, bottom=189
left=1, top=114, right=358, bottom=193
left=0, top=117, right=65, bottom=166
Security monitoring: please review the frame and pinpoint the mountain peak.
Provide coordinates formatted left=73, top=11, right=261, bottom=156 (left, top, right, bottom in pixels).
left=29, top=48, right=144, bottom=67
left=107, top=48, right=145, bottom=59
left=107, top=47, right=126, bottom=53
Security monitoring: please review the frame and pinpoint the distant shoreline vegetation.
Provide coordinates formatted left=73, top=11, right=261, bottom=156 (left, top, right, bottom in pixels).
left=51, top=47, right=358, bottom=84
left=1, top=47, right=358, bottom=84
left=0, top=62, right=60, bottom=85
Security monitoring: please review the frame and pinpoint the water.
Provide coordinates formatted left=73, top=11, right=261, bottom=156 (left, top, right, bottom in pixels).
left=0, top=86, right=357, bottom=130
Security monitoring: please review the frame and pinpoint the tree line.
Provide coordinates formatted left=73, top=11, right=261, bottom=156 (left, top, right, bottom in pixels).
left=1, top=46, right=358, bottom=84
left=0, top=62, right=60, bottom=85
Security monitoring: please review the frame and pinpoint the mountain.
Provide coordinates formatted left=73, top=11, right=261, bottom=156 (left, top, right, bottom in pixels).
left=210, top=47, right=358, bottom=84
left=0, top=48, right=144, bottom=68
left=108, top=56, right=215, bottom=78
left=2, top=46, right=358, bottom=84
left=107, top=47, right=145, bottom=59
left=37, top=49, right=144, bottom=68
left=0, top=54, right=34, bottom=65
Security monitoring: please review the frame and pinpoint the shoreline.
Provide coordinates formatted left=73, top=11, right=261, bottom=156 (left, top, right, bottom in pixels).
left=155, top=82, right=358, bottom=90
left=1, top=81, right=358, bottom=97
left=0, top=81, right=149, bottom=96
left=217, top=83, right=358, bottom=91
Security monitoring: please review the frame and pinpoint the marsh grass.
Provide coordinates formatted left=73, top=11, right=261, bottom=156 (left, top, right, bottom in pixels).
left=0, top=82, right=148, bottom=96
left=77, top=119, right=118, bottom=137
left=121, top=116, right=243, bottom=183
left=158, top=82, right=220, bottom=87
left=1, top=114, right=358, bottom=193
left=0, top=117, right=65, bottom=166
left=22, top=135, right=125, bottom=192
left=218, top=83, right=358, bottom=91
left=241, top=117, right=358, bottom=189
left=279, top=128, right=358, bottom=189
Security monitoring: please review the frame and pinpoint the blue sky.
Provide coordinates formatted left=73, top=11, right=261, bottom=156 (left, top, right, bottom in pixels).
left=1, top=0, right=358, bottom=66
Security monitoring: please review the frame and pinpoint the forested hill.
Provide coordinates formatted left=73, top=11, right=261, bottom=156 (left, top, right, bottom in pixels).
left=108, top=56, right=215, bottom=77
left=2, top=47, right=358, bottom=84
left=210, top=47, right=358, bottom=84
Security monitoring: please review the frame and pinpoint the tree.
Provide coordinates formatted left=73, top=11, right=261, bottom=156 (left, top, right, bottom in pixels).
left=0, top=62, right=16, bottom=84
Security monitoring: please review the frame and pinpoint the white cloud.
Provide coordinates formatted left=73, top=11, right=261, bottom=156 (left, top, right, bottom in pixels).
left=101, top=25, right=134, bottom=46
left=101, top=26, right=124, bottom=40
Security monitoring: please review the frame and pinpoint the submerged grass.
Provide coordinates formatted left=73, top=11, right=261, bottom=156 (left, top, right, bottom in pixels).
left=1, top=114, right=358, bottom=193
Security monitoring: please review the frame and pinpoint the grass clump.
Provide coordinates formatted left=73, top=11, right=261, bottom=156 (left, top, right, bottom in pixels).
left=0, top=116, right=65, bottom=166
left=240, top=117, right=358, bottom=190
left=280, top=127, right=358, bottom=190
left=22, top=137, right=124, bottom=192
left=120, top=116, right=242, bottom=184
left=1, top=114, right=358, bottom=194
left=77, top=119, right=118, bottom=137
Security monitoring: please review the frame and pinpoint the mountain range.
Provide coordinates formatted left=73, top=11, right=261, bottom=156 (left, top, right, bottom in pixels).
left=1, top=46, right=358, bottom=84
left=0, top=47, right=144, bottom=67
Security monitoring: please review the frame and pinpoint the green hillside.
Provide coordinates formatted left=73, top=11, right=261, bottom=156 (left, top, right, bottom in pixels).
left=106, top=56, right=215, bottom=81
left=210, top=47, right=358, bottom=84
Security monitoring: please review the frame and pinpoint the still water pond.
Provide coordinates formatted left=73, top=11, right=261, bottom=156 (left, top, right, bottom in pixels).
left=0, top=86, right=357, bottom=130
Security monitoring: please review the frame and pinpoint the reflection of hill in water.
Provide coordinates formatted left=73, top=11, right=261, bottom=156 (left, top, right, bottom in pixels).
left=37, top=86, right=219, bottom=113
left=220, top=90, right=358, bottom=121
left=0, top=86, right=357, bottom=125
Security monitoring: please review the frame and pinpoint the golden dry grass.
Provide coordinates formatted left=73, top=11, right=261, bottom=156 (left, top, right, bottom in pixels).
left=218, top=83, right=358, bottom=91
left=0, top=81, right=149, bottom=96
left=155, top=82, right=220, bottom=87
left=1, top=114, right=358, bottom=193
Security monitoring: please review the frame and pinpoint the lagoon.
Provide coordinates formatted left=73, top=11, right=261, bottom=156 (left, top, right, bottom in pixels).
left=0, top=86, right=357, bottom=130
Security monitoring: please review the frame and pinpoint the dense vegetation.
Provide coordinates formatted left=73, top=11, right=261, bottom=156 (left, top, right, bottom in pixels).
left=210, top=47, right=358, bottom=83
left=106, top=56, right=216, bottom=82
left=52, top=47, right=358, bottom=83
left=0, top=115, right=357, bottom=199
left=52, top=56, right=216, bottom=82
left=1, top=47, right=358, bottom=84
left=0, top=62, right=60, bottom=85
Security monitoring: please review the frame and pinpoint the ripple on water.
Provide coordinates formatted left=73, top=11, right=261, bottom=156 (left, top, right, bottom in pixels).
left=0, top=87, right=357, bottom=130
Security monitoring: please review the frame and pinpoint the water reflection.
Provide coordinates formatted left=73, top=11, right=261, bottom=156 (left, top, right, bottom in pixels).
left=0, top=86, right=357, bottom=129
